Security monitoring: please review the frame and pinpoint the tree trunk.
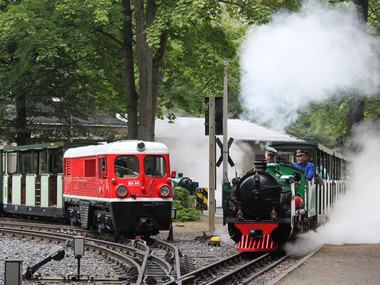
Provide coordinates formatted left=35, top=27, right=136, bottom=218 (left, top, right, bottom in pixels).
left=347, top=98, right=364, bottom=136
left=133, top=0, right=157, bottom=141
left=15, top=93, right=30, bottom=145
left=354, top=0, right=369, bottom=22
left=347, top=0, right=368, bottom=136
left=151, top=30, right=169, bottom=139
left=122, top=0, right=138, bottom=139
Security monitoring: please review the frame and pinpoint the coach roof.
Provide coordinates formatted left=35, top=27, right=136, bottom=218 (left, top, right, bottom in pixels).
left=64, top=140, right=169, bottom=158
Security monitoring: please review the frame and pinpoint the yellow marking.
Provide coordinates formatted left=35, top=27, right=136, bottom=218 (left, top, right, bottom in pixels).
left=209, top=236, right=221, bottom=242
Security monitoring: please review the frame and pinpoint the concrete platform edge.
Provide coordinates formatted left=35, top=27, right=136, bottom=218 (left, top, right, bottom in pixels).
left=267, top=244, right=325, bottom=285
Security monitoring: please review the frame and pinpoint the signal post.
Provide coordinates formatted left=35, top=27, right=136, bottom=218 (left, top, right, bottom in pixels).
left=208, top=96, right=216, bottom=233
left=206, top=59, right=229, bottom=234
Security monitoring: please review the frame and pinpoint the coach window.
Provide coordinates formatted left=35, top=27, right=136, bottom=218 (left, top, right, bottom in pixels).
left=20, top=151, right=33, bottom=174
left=144, top=156, right=166, bottom=177
left=7, top=152, right=18, bottom=174
left=115, top=156, right=139, bottom=178
left=39, top=151, right=48, bottom=174
left=49, top=149, right=63, bottom=174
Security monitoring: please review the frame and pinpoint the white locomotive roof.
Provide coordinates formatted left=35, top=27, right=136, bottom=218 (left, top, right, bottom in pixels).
left=64, top=140, right=169, bottom=158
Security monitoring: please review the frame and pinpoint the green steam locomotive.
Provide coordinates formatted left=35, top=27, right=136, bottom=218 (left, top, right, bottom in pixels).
left=223, top=142, right=347, bottom=252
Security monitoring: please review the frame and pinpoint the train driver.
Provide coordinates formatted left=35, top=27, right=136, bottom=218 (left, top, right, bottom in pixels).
left=292, top=149, right=315, bottom=181
left=265, top=147, right=277, bottom=163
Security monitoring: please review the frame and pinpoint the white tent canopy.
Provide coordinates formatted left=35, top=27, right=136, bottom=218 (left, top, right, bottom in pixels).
left=155, top=117, right=304, bottom=143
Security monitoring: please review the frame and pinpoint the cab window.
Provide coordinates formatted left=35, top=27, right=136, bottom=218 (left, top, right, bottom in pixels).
left=144, top=156, right=166, bottom=177
left=115, top=156, right=139, bottom=178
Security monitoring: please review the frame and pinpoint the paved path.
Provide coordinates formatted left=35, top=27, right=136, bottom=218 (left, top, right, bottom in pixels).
left=277, top=244, right=380, bottom=285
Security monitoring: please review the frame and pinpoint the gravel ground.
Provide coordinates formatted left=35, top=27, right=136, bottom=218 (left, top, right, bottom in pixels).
left=160, top=214, right=308, bottom=282
left=158, top=215, right=238, bottom=272
left=1, top=214, right=308, bottom=284
left=0, top=235, right=121, bottom=283
left=248, top=255, right=305, bottom=285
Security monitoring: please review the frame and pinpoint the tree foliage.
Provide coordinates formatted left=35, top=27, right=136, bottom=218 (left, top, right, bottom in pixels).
left=0, top=0, right=252, bottom=143
left=1, top=0, right=376, bottom=149
left=286, top=98, right=349, bottom=149
left=0, top=0, right=122, bottom=144
left=159, top=6, right=245, bottom=119
left=173, top=187, right=201, bottom=222
left=289, top=0, right=380, bottom=149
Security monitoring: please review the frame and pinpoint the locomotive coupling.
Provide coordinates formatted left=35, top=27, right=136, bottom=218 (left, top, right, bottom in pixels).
left=249, top=229, right=263, bottom=240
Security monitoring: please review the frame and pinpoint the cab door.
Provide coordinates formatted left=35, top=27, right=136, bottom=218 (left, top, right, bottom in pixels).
left=143, top=155, right=168, bottom=198
left=97, top=156, right=108, bottom=198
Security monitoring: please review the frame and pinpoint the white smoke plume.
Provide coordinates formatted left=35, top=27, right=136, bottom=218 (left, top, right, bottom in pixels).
left=240, top=0, right=380, bottom=130
left=285, top=120, right=380, bottom=255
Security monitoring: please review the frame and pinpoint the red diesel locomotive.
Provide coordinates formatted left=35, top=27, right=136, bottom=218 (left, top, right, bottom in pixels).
left=1, top=141, right=174, bottom=238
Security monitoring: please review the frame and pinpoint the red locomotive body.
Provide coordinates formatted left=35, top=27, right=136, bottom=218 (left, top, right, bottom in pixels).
left=63, top=140, right=173, bottom=236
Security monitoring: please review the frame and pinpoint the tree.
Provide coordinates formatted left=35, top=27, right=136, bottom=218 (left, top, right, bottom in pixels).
left=122, top=0, right=240, bottom=140
left=158, top=5, right=244, bottom=119
left=102, top=0, right=250, bottom=140
left=1, top=0, right=325, bottom=145
left=133, top=0, right=166, bottom=141
left=0, top=0, right=121, bottom=144
left=0, top=0, right=240, bottom=143
left=286, top=98, right=349, bottom=149
left=288, top=0, right=380, bottom=149
left=345, top=0, right=369, bottom=136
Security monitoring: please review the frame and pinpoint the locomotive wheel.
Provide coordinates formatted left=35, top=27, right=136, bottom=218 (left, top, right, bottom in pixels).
left=228, top=223, right=242, bottom=243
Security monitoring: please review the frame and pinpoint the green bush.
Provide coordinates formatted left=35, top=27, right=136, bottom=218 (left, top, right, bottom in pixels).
left=173, top=187, right=201, bottom=222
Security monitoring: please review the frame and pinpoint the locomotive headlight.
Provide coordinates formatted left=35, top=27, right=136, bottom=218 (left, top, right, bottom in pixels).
left=270, top=209, right=278, bottom=220
left=117, top=185, right=128, bottom=198
left=137, top=141, right=145, bottom=151
left=160, top=185, right=170, bottom=197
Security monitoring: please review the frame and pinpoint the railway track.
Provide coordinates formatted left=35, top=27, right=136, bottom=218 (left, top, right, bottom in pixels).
left=0, top=219, right=296, bottom=284
left=171, top=251, right=289, bottom=285
left=0, top=220, right=181, bottom=284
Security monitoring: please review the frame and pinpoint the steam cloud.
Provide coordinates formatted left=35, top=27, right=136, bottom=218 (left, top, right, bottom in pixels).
left=240, top=0, right=380, bottom=130
left=285, top=120, right=380, bottom=255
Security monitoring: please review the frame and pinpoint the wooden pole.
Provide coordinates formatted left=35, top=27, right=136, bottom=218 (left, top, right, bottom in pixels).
left=223, top=58, right=229, bottom=184
left=209, top=95, right=216, bottom=233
